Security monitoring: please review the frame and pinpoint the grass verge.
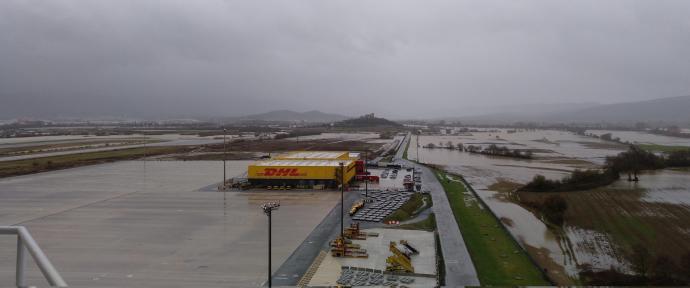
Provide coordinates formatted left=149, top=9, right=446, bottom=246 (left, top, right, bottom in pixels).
left=434, top=170, right=550, bottom=285
left=0, top=146, right=189, bottom=178
left=383, top=193, right=431, bottom=222
left=397, top=213, right=436, bottom=231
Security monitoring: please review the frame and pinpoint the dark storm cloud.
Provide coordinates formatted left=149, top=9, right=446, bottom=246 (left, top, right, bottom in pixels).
left=1, top=0, right=689, bottom=118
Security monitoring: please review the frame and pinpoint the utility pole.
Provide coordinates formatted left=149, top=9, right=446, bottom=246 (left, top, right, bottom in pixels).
left=261, top=201, right=280, bottom=288
left=143, top=123, right=147, bottom=162
left=143, top=130, right=147, bottom=175
left=223, top=128, right=227, bottom=190
left=339, top=162, right=345, bottom=238
left=364, top=150, right=368, bottom=200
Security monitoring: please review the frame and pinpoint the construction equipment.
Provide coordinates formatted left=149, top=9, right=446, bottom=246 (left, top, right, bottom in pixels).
left=330, top=236, right=368, bottom=258
left=386, top=241, right=415, bottom=273
left=400, top=239, right=419, bottom=255
left=344, top=222, right=367, bottom=240
left=349, top=200, right=364, bottom=216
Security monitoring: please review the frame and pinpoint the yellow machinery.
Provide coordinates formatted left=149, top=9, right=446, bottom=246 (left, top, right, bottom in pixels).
left=400, top=240, right=419, bottom=255
left=349, top=200, right=364, bottom=216
left=386, top=241, right=415, bottom=273
left=344, top=223, right=367, bottom=240
left=330, top=236, right=368, bottom=258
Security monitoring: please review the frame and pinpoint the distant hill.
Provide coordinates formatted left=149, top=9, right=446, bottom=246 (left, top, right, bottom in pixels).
left=438, top=96, right=690, bottom=125
left=541, top=95, right=690, bottom=124
left=228, top=110, right=349, bottom=123
left=334, top=113, right=402, bottom=128
left=435, top=103, right=599, bottom=125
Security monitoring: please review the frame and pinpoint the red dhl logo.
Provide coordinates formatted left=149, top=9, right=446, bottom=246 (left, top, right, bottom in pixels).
left=258, top=168, right=306, bottom=177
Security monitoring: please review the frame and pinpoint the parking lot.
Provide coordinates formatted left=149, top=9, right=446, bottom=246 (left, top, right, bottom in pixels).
left=366, top=167, right=416, bottom=190
left=355, top=168, right=421, bottom=190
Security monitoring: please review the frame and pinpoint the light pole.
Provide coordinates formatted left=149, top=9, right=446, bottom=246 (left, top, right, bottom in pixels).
left=223, top=128, right=227, bottom=189
left=364, top=151, right=368, bottom=200
left=261, top=201, right=280, bottom=288
left=339, top=162, right=345, bottom=238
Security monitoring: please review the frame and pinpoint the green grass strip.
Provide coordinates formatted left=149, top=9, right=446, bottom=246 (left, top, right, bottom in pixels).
left=434, top=170, right=550, bottom=285
left=638, top=144, right=689, bottom=153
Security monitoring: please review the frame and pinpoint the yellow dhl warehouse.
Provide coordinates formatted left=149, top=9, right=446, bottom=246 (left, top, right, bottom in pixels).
left=247, top=151, right=359, bottom=188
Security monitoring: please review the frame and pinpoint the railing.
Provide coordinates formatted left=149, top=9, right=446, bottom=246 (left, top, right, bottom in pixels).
left=0, top=226, right=67, bottom=287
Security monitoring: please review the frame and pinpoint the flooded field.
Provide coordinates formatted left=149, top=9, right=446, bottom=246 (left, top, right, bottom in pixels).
left=0, top=133, right=224, bottom=147
left=284, top=132, right=381, bottom=142
left=0, top=134, right=228, bottom=162
left=0, top=160, right=341, bottom=287
left=521, top=169, right=690, bottom=273
left=409, top=129, right=690, bottom=282
left=587, top=130, right=690, bottom=147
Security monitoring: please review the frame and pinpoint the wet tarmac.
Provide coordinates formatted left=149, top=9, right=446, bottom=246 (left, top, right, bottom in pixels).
left=0, top=160, right=340, bottom=287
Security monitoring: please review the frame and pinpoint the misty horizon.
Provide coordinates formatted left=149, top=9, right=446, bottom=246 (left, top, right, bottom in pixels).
left=2, top=1, right=690, bottom=119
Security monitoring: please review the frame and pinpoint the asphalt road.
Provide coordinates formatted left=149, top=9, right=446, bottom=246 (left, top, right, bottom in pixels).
left=396, top=133, right=480, bottom=286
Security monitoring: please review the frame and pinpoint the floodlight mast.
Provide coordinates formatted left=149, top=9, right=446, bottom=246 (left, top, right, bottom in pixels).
left=339, top=162, right=344, bottom=238
left=364, top=151, right=368, bottom=199
left=223, top=128, right=227, bottom=189
left=261, top=201, right=280, bottom=288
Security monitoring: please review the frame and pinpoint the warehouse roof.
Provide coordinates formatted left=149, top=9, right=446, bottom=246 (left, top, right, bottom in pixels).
left=273, top=151, right=349, bottom=160
left=252, top=160, right=354, bottom=167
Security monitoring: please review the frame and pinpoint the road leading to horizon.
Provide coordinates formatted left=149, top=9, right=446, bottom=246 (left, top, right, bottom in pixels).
left=396, top=133, right=481, bottom=286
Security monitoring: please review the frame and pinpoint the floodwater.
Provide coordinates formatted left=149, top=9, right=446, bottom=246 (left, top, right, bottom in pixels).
left=417, top=129, right=624, bottom=165
left=284, top=132, right=381, bottom=141
left=610, top=169, right=690, bottom=205
left=0, top=133, right=224, bottom=147
left=0, top=160, right=341, bottom=287
left=411, top=129, right=690, bottom=280
left=587, top=130, right=690, bottom=147
left=408, top=130, right=633, bottom=278
left=0, top=134, right=228, bottom=162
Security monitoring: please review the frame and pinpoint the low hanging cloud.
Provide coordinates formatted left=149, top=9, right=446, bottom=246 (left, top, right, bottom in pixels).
left=1, top=0, right=689, bottom=119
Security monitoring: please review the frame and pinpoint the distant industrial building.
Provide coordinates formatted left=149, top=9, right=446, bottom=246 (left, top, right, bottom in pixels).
left=247, top=151, right=365, bottom=188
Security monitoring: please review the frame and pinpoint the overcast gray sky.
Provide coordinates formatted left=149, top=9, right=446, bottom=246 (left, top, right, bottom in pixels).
left=1, top=0, right=689, bottom=119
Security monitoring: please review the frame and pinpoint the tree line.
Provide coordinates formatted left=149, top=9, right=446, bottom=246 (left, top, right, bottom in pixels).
left=424, top=142, right=533, bottom=159
left=520, top=145, right=690, bottom=192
